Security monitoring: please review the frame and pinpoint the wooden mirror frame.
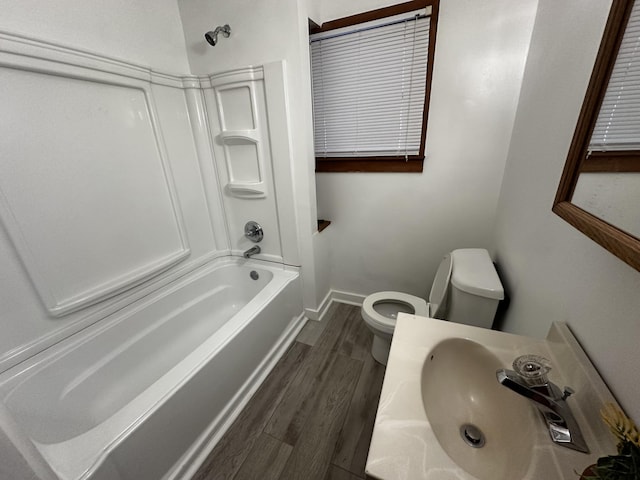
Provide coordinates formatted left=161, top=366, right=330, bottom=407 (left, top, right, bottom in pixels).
left=553, top=0, right=640, bottom=272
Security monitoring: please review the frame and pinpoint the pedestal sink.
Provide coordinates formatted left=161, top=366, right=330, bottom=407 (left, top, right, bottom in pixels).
left=365, top=314, right=620, bottom=480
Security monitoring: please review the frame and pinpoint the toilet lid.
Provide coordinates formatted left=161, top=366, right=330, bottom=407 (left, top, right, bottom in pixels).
left=362, top=291, right=429, bottom=334
left=428, top=253, right=452, bottom=318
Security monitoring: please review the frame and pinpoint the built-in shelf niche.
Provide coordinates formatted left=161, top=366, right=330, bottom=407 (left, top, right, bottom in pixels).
left=213, top=73, right=268, bottom=199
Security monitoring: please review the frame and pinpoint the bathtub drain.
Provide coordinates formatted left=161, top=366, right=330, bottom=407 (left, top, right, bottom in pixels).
left=460, top=423, right=485, bottom=448
left=250, top=270, right=259, bottom=280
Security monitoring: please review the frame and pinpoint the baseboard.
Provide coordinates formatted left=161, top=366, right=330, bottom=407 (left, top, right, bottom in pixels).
left=172, top=311, right=307, bottom=480
left=304, top=289, right=367, bottom=321
left=330, top=289, right=366, bottom=306
left=303, top=289, right=332, bottom=321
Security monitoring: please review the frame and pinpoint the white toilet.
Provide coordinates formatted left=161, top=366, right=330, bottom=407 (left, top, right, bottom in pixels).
left=361, top=248, right=504, bottom=365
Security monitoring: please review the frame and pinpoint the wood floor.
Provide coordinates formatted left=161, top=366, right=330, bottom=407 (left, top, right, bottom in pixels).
left=192, top=303, right=385, bottom=480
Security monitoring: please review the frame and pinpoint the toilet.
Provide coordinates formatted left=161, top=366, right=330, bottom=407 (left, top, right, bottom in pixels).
left=361, top=248, right=504, bottom=365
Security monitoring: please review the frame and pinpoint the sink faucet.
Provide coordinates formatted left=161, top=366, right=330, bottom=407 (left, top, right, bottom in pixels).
left=496, top=368, right=589, bottom=453
left=243, top=245, right=261, bottom=258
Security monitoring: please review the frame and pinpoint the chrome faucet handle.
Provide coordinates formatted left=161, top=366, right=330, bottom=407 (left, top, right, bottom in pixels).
left=512, top=354, right=551, bottom=387
left=562, top=386, right=575, bottom=400
left=244, top=221, right=263, bottom=243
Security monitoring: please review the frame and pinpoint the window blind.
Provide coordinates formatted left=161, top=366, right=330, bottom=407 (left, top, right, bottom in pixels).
left=310, top=13, right=430, bottom=158
left=590, top=0, right=640, bottom=151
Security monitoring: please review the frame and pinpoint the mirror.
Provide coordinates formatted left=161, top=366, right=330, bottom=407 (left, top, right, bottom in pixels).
left=572, top=172, right=640, bottom=239
left=554, top=0, right=640, bottom=271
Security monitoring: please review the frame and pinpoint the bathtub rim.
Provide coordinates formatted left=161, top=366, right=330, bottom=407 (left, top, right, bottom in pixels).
left=0, top=257, right=292, bottom=391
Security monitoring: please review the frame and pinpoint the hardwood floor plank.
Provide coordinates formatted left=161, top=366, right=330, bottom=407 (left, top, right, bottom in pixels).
left=331, top=353, right=385, bottom=477
left=314, top=303, right=358, bottom=353
left=192, top=342, right=310, bottom=480
left=278, top=353, right=362, bottom=480
left=335, top=306, right=372, bottom=361
left=233, top=433, right=292, bottom=480
left=325, top=464, right=364, bottom=480
left=266, top=304, right=372, bottom=445
left=296, top=316, right=329, bottom=346
left=264, top=304, right=351, bottom=445
left=193, top=303, right=386, bottom=480
left=263, top=345, right=342, bottom=445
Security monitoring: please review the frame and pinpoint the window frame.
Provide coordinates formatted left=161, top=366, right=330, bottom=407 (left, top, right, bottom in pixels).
left=310, top=0, right=440, bottom=173
left=554, top=0, right=640, bottom=271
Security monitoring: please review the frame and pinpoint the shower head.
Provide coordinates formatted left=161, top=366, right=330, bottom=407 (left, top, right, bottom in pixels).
left=205, top=24, right=231, bottom=46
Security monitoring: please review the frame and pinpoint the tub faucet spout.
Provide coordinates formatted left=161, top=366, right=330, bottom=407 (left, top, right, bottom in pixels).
left=496, top=368, right=589, bottom=453
left=243, top=245, right=261, bottom=258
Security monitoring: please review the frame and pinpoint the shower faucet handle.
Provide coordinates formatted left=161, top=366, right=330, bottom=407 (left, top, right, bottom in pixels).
left=244, top=221, right=264, bottom=243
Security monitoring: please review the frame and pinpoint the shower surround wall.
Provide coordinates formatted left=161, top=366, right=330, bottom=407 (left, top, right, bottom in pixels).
left=178, top=0, right=327, bottom=316
left=0, top=2, right=210, bottom=369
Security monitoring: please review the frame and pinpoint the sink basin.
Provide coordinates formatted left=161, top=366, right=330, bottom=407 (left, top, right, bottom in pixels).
left=365, top=314, right=618, bottom=480
left=421, top=338, right=534, bottom=480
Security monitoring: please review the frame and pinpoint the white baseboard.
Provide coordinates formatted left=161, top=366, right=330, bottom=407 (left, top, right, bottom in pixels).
left=303, top=289, right=332, bottom=321
left=304, top=289, right=367, bottom=322
left=330, top=289, right=366, bottom=306
left=173, top=311, right=307, bottom=480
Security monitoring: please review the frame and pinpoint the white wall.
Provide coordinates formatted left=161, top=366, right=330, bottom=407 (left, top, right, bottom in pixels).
left=321, top=0, right=408, bottom=22
left=494, top=0, right=640, bottom=421
left=178, top=0, right=327, bottom=312
left=0, top=0, right=190, bottom=73
left=316, top=0, right=538, bottom=298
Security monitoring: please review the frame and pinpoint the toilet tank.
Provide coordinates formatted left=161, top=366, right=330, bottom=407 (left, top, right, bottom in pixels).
left=447, top=249, right=504, bottom=329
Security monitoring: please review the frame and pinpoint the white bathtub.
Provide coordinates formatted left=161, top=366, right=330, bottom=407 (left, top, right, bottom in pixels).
left=0, top=257, right=304, bottom=480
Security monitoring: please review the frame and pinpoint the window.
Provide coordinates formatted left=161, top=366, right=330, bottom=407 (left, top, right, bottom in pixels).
left=310, top=0, right=439, bottom=172
left=554, top=0, right=640, bottom=271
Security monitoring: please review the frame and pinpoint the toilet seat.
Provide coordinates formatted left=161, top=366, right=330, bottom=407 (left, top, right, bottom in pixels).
left=361, top=291, right=429, bottom=335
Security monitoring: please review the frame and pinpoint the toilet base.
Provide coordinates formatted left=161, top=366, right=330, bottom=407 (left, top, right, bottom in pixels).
left=371, top=334, right=391, bottom=365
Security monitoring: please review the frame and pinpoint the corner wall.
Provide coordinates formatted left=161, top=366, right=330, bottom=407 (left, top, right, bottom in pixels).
left=316, top=0, right=538, bottom=297
left=493, top=0, right=640, bottom=421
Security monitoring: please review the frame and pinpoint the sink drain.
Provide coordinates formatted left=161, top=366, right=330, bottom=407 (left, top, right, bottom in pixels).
left=460, top=424, right=485, bottom=448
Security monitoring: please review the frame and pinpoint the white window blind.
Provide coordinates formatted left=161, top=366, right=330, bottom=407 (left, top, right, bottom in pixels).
left=310, top=12, right=430, bottom=158
left=590, top=0, right=640, bottom=151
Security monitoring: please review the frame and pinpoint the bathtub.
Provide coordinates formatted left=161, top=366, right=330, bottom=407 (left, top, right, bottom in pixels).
left=0, top=257, right=304, bottom=480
